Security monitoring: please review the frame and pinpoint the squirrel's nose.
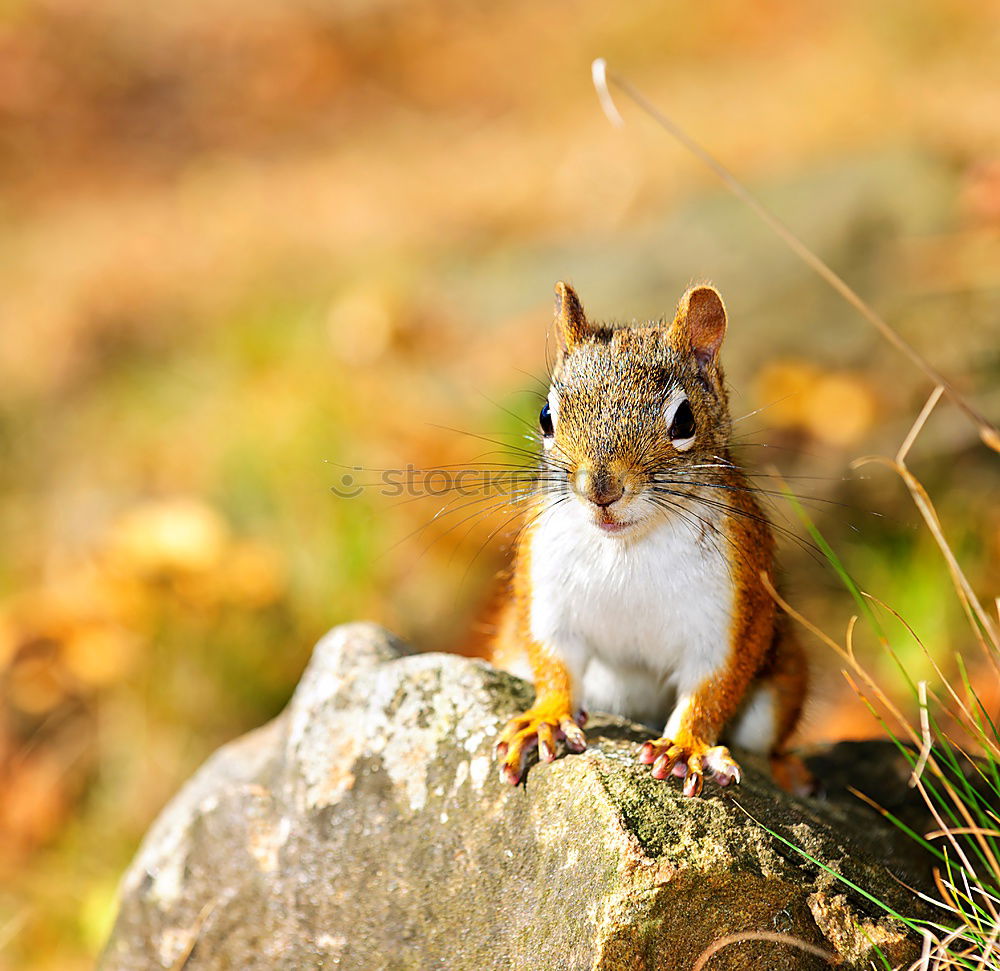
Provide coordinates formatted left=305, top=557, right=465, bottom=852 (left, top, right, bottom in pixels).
left=575, top=469, right=625, bottom=507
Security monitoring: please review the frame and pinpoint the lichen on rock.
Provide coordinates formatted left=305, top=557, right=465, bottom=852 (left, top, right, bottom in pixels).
left=101, top=623, right=931, bottom=971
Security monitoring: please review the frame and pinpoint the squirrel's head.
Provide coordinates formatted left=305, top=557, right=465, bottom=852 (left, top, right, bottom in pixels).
left=540, top=281, right=733, bottom=537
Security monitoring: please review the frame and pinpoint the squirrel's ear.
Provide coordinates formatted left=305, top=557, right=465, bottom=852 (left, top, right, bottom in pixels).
left=554, top=281, right=589, bottom=351
left=673, top=285, right=727, bottom=369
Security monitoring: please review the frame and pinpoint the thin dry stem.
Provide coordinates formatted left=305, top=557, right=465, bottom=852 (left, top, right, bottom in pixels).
left=844, top=613, right=858, bottom=664
left=847, top=785, right=892, bottom=819
left=591, top=59, right=624, bottom=128
left=917, top=928, right=933, bottom=971
left=898, top=385, right=945, bottom=465
left=692, top=930, right=839, bottom=970
left=913, top=680, right=932, bottom=786
left=170, top=896, right=220, bottom=971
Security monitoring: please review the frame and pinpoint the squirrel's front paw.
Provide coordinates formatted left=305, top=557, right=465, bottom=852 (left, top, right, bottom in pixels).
left=638, top=738, right=742, bottom=797
left=495, top=702, right=587, bottom=785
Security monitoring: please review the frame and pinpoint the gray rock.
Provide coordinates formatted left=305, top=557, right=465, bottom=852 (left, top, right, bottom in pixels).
left=101, top=623, right=929, bottom=971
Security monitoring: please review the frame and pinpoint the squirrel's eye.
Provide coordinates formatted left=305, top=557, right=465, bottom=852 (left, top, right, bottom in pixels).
left=669, top=399, right=696, bottom=444
left=539, top=401, right=554, bottom=438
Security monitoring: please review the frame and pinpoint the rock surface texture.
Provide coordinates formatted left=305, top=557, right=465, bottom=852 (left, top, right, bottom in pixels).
left=101, top=623, right=931, bottom=971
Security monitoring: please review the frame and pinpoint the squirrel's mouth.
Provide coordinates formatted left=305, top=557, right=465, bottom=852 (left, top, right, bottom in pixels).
left=598, top=520, right=630, bottom=534
left=595, top=509, right=634, bottom=534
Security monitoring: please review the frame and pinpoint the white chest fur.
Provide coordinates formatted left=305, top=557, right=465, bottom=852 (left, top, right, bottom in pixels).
left=528, top=500, right=735, bottom=724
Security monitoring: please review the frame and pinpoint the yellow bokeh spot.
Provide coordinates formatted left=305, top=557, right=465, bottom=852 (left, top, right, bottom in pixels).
left=804, top=373, right=877, bottom=447
left=108, top=498, right=229, bottom=575
left=753, top=360, right=821, bottom=428
left=755, top=359, right=876, bottom=447
left=61, top=624, right=138, bottom=689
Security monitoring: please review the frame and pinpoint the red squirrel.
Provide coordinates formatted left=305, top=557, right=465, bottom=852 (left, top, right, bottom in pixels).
left=492, top=282, right=809, bottom=796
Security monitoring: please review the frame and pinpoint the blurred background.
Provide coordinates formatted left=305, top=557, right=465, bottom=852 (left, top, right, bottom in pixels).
left=0, top=0, right=998, bottom=966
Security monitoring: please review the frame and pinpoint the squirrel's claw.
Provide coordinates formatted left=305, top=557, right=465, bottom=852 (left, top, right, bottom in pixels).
left=560, top=717, right=587, bottom=753
left=682, top=765, right=704, bottom=798
left=495, top=705, right=588, bottom=785
left=705, top=746, right=742, bottom=787
left=639, top=738, right=742, bottom=795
